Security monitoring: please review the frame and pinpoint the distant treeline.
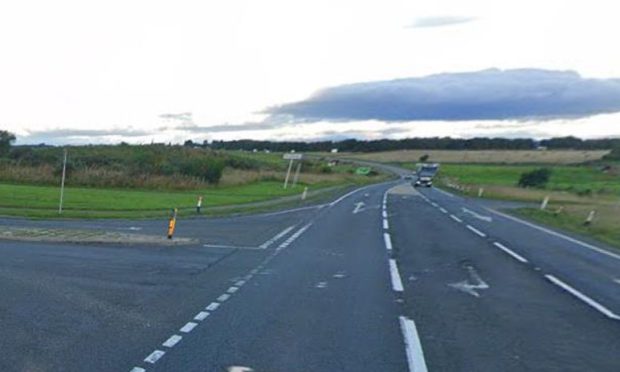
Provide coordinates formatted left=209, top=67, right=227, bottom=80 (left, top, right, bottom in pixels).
left=207, top=136, right=620, bottom=152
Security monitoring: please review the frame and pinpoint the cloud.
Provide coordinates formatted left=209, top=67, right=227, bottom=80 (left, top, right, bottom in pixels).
left=266, top=69, right=620, bottom=122
left=409, top=16, right=477, bottom=28
left=23, top=128, right=152, bottom=142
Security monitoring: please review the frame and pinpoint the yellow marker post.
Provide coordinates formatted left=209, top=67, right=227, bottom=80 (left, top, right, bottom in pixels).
left=196, top=196, right=203, bottom=214
left=167, top=208, right=178, bottom=239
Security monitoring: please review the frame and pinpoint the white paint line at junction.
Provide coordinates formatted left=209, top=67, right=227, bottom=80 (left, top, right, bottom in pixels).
left=180, top=322, right=198, bottom=333
left=487, top=208, right=620, bottom=262
left=130, top=368, right=146, bottom=372
left=493, top=242, right=528, bottom=263
left=389, top=259, right=404, bottom=292
left=399, top=316, right=429, bottom=372
left=382, top=210, right=388, bottom=218
left=162, top=335, right=182, bottom=348
left=353, top=202, right=366, bottom=214
left=228, top=366, right=254, bottom=372
left=466, top=225, right=487, bottom=238
left=202, top=244, right=261, bottom=250
left=329, top=184, right=375, bottom=207
left=227, top=286, right=239, bottom=294
left=544, top=275, right=620, bottom=320
left=235, top=280, right=246, bottom=286
left=254, top=204, right=325, bottom=217
left=462, top=207, right=493, bottom=222
left=431, top=202, right=438, bottom=208
left=194, top=311, right=210, bottom=321
left=383, top=218, right=389, bottom=230
left=450, top=215, right=463, bottom=223
left=384, top=233, right=393, bottom=251
left=439, top=207, right=448, bottom=214
left=259, top=225, right=296, bottom=249
left=206, top=302, right=220, bottom=311
left=217, top=294, right=231, bottom=302
left=144, top=350, right=165, bottom=364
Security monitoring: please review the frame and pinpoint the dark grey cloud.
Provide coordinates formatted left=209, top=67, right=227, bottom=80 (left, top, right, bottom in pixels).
left=409, top=16, right=477, bottom=28
left=266, top=69, right=620, bottom=122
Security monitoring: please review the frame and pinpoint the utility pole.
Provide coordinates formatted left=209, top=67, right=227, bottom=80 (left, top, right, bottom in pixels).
left=58, top=148, right=68, bottom=214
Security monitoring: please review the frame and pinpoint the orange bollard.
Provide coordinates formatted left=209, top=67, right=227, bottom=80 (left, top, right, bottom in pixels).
left=167, top=208, right=178, bottom=239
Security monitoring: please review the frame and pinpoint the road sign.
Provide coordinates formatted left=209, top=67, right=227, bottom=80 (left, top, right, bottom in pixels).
left=355, top=167, right=371, bottom=175
left=283, top=153, right=303, bottom=160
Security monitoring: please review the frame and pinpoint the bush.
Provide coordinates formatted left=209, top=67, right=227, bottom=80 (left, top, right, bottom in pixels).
left=419, top=154, right=429, bottom=162
left=518, top=168, right=552, bottom=188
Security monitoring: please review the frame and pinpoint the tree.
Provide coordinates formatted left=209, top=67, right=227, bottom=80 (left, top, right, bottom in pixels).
left=0, top=130, right=16, bottom=157
left=518, top=168, right=552, bottom=188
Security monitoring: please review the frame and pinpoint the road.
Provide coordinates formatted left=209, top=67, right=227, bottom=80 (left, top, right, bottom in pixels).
left=0, top=178, right=619, bottom=371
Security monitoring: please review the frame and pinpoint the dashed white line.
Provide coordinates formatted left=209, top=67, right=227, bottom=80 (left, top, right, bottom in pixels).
left=450, top=214, right=463, bottom=223
left=544, top=275, right=620, bottom=320
left=383, top=218, right=389, bottom=230
left=431, top=202, right=438, bottom=208
left=382, top=210, right=388, bottom=218
left=144, top=350, right=165, bottom=364
left=235, top=280, right=246, bottom=287
left=384, top=232, right=393, bottom=251
left=493, top=242, right=528, bottom=263
left=466, top=224, right=487, bottom=238
left=439, top=207, right=448, bottom=214
left=194, top=311, right=210, bottom=321
left=389, top=259, right=404, bottom=292
left=162, top=334, right=182, bottom=348
left=487, top=208, right=620, bottom=262
left=217, top=294, right=231, bottom=302
left=434, top=187, right=455, bottom=198
left=259, top=225, right=296, bottom=249
left=399, top=316, right=428, bottom=372
left=227, top=286, right=239, bottom=294
left=180, top=322, right=198, bottom=333
left=206, top=302, right=220, bottom=311
left=130, top=367, right=146, bottom=372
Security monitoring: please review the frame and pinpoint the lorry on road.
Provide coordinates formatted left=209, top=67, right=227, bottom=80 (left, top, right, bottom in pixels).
left=414, top=163, right=440, bottom=187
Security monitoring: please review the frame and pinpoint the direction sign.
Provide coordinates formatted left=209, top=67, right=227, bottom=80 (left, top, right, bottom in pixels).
left=283, top=153, right=303, bottom=160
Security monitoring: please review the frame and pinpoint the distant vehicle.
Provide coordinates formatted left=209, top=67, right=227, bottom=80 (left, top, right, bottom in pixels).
left=402, top=174, right=414, bottom=180
left=414, top=163, right=439, bottom=187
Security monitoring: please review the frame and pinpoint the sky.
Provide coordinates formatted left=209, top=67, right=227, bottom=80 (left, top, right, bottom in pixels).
left=1, top=0, right=620, bottom=145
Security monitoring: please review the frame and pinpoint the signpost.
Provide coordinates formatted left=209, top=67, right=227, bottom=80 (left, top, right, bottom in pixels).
left=58, top=148, right=68, bottom=215
left=282, top=153, right=303, bottom=189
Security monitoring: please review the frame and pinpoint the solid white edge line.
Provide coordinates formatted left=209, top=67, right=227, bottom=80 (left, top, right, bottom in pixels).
left=433, top=187, right=455, bottom=198
left=162, top=334, right=182, bottom=348
left=329, top=184, right=375, bottom=207
left=450, top=214, right=463, bottom=223
left=144, top=350, right=165, bottom=364
left=487, top=208, right=620, bottom=262
left=384, top=232, right=393, bottom=251
left=389, top=259, right=404, bottom=292
left=493, top=242, right=528, bottom=263
left=544, top=275, right=620, bottom=320
left=254, top=204, right=325, bottom=217
left=383, top=218, right=389, bottom=230
left=180, top=322, right=198, bottom=333
left=466, top=224, right=487, bottom=238
left=399, top=316, right=429, bottom=372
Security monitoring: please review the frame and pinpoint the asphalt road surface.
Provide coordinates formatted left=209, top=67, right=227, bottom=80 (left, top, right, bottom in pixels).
left=0, top=178, right=619, bottom=371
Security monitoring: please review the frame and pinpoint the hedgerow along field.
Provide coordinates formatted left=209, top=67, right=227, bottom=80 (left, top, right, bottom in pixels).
left=0, top=144, right=387, bottom=218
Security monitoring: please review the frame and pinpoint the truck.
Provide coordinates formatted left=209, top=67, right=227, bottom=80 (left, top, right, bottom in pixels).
left=414, top=163, right=439, bottom=187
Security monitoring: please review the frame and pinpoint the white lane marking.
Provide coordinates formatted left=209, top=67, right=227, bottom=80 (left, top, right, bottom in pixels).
left=493, top=242, right=528, bottom=263
left=329, top=184, right=375, bottom=207
left=384, top=232, right=393, bottom=251
left=228, top=366, right=254, bottom=372
left=487, top=208, right=620, bottom=262
left=180, top=322, right=198, bottom=333
left=466, top=225, right=487, bottom=238
left=259, top=225, right=296, bottom=249
left=194, top=311, right=210, bottom=321
left=383, top=218, right=389, bottom=230
left=430, top=202, right=438, bottom=208
left=544, top=275, right=620, bottom=320
left=450, top=214, right=463, bottom=223
left=433, top=187, right=455, bottom=198
left=439, top=207, right=448, bottom=214
left=462, top=207, right=493, bottom=222
left=277, top=223, right=312, bottom=250
left=448, top=265, right=489, bottom=298
left=399, top=316, right=429, bottom=372
left=315, top=281, right=328, bottom=288
left=353, top=202, right=366, bottom=214
left=235, top=280, right=246, bottom=287
left=389, top=259, right=404, bottom=292
left=202, top=244, right=260, bottom=250
left=382, top=210, right=388, bottom=218
left=130, top=368, right=146, bottom=372
left=614, top=278, right=620, bottom=286
left=217, top=294, right=231, bottom=302
left=162, top=334, right=182, bottom=348
left=206, top=302, right=220, bottom=311
left=227, top=286, right=239, bottom=294
left=254, top=204, right=325, bottom=217
left=144, top=350, right=165, bottom=364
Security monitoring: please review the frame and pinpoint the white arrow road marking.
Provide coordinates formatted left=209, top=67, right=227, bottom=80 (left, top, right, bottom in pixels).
left=449, top=265, right=489, bottom=298
left=353, top=201, right=366, bottom=214
left=228, top=367, right=254, bottom=372
left=462, top=207, right=493, bottom=222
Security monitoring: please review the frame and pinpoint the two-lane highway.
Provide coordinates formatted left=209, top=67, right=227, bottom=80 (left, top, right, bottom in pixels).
left=0, top=178, right=619, bottom=371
